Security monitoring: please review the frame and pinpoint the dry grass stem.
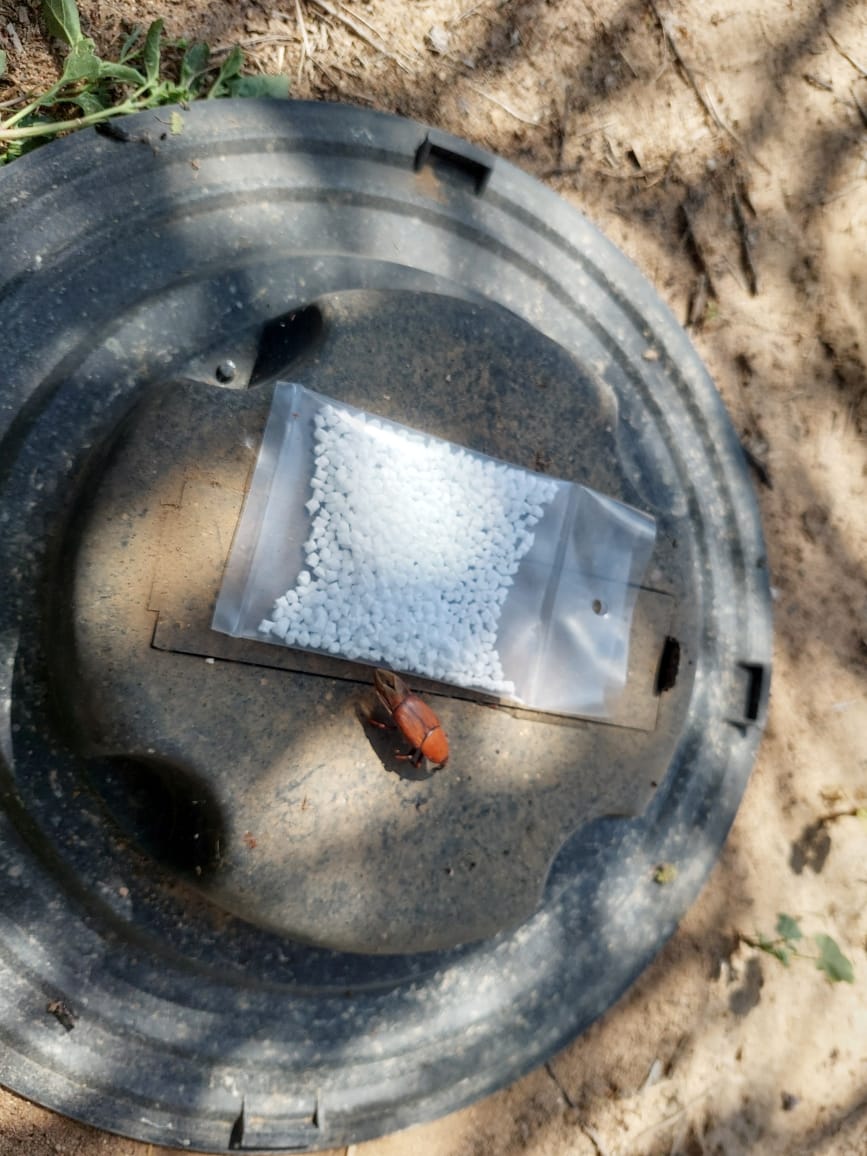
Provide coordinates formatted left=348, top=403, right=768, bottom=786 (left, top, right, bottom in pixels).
left=307, top=0, right=412, bottom=72
left=464, top=80, right=541, bottom=125
left=646, top=0, right=770, bottom=173
left=825, top=24, right=867, bottom=77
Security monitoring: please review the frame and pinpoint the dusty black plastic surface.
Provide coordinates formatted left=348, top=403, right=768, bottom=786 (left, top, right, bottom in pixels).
left=0, top=101, right=772, bottom=1152
left=62, top=288, right=672, bottom=957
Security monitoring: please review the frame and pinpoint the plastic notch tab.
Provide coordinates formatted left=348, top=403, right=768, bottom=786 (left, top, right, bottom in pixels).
left=729, top=661, right=769, bottom=730
left=414, top=128, right=494, bottom=194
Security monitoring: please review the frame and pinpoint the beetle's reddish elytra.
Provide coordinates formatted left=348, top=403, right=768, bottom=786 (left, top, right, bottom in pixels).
left=369, top=668, right=449, bottom=770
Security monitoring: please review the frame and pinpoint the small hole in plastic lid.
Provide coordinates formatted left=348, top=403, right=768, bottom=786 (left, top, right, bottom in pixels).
left=592, top=598, right=608, bottom=616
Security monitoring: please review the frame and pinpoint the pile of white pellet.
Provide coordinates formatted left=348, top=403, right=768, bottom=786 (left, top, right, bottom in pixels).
left=258, top=402, right=558, bottom=693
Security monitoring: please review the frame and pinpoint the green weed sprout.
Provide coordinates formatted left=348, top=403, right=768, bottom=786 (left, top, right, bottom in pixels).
left=742, top=913, right=854, bottom=984
left=0, top=0, right=288, bottom=163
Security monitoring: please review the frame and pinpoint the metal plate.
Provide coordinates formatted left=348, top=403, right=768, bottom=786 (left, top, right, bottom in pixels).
left=0, top=101, right=771, bottom=1151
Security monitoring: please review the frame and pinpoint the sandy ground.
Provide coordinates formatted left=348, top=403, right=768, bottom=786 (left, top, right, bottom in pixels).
left=1, top=0, right=866, bottom=1152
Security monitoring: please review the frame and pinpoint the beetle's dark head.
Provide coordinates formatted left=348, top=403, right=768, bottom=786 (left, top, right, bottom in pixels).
left=373, top=668, right=408, bottom=713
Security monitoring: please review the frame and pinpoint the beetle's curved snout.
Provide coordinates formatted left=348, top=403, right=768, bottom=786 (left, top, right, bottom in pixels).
left=373, top=667, right=407, bottom=711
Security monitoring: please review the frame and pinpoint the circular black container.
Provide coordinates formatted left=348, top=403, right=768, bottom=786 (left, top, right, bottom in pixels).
left=0, top=101, right=771, bottom=1152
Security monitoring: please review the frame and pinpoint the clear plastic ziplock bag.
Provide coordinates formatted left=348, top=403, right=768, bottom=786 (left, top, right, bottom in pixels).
left=213, top=383, right=656, bottom=718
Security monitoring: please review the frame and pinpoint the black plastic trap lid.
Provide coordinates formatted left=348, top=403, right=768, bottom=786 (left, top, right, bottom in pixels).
left=0, top=100, right=772, bottom=1152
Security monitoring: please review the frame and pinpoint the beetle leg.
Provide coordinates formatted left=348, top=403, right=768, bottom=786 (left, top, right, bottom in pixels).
left=394, top=749, right=424, bottom=767
left=366, top=716, right=397, bottom=731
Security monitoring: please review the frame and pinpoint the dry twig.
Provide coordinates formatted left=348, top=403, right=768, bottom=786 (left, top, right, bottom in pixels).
left=455, top=1, right=492, bottom=24
left=464, top=80, right=541, bottom=125
left=213, top=34, right=297, bottom=54
left=295, top=0, right=312, bottom=58
left=803, top=73, right=833, bottom=92
left=850, top=83, right=867, bottom=128
left=646, top=0, right=769, bottom=173
left=590, top=162, right=667, bottom=182
left=310, top=56, right=377, bottom=104
left=825, top=24, right=867, bottom=77
left=294, top=0, right=311, bottom=86
left=684, top=201, right=716, bottom=282
left=643, top=150, right=678, bottom=187
left=307, top=0, right=412, bottom=72
left=741, top=442, right=773, bottom=489
left=540, top=121, right=615, bottom=177
left=679, top=201, right=717, bottom=326
left=732, top=192, right=759, bottom=296
left=687, top=271, right=711, bottom=328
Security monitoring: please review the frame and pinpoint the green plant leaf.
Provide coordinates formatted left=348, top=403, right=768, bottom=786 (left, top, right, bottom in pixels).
left=4, top=7, right=287, bottom=168
left=142, top=19, right=164, bottom=85
left=0, top=111, right=56, bottom=162
left=755, top=933, right=789, bottom=964
left=2, top=137, right=37, bottom=164
left=42, top=0, right=83, bottom=47
left=97, top=59, right=147, bottom=86
left=180, top=41, right=210, bottom=89
left=60, top=37, right=102, bottom=83
left=776, top=914, right=802, bottom=943
left=208, top=45, right=243, bottom=97
left=118, top=24, right=144, bottom=62
left=71, top=90, right=107, bottom=115
left=147, top=79, right=186, bottom=107
left=227, top=74, right=291, bottom=99
left=814, top=934, right=854, bottom=984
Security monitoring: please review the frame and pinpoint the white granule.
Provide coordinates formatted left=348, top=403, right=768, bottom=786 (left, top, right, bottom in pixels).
left=259, top=402, right=558, bottom=693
